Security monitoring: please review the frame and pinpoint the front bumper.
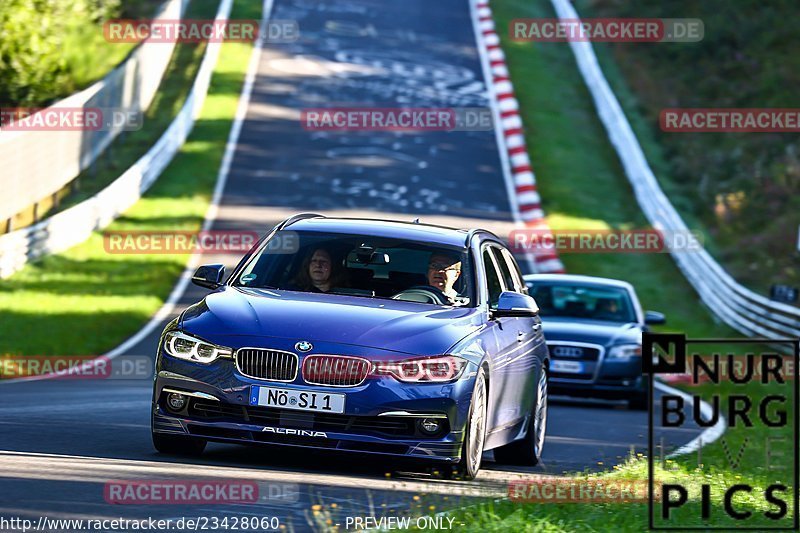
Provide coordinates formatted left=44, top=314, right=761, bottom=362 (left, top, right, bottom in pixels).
left=152, top=353, right=476, bottom=462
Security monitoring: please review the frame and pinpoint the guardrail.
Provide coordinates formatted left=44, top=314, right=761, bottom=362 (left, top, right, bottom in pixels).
left=0, top=0, right=187, bottom=229
left=0, top=0, right=233, bottom=279
left=549, top=0, right=800, bottom=341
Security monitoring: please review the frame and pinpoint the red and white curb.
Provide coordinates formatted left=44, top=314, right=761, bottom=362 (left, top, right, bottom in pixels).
left=472, top=0, right=565, bottom=274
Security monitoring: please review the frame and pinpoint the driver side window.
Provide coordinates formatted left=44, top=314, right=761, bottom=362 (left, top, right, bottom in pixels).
left=483, top=249, right=503, bottom=309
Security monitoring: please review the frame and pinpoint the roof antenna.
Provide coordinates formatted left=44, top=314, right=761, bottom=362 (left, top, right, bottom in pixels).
left=412, top=218, right=420, bottom=224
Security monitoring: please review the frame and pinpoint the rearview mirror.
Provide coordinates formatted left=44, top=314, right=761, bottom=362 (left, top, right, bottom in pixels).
left=192, top=264, right=225, bottom=289
left=644, top=310, right=666, bottom=325
left=492, top=291, right=539, bottom=318
left=347, top=245, right=390, bottom=265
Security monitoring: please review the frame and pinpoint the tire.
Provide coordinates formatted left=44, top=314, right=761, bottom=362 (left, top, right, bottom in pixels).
left=493, top=365, right=548, bottom=466
left=438, top=366, right=489, bottom=481
left=152, top=432, right=207, bottom=456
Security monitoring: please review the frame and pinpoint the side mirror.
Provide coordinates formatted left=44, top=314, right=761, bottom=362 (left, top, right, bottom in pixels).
left=192, top=264, right=225, bottom=290
left=644, top=310, right=666, bottom=325
left=492, top=291, right=540, bottom=318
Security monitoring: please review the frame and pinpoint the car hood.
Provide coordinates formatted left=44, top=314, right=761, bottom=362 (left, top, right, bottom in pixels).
left=540, top=317, right=642, bottom=347
left=179, top=286, right=485, bottom=355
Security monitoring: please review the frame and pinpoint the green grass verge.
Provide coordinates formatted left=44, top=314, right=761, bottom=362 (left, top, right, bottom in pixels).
left=0, top=0, right=260, bottom=357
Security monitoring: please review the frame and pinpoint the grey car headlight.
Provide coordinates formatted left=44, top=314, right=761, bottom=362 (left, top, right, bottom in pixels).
left=163, top=331, right=232, bottom=364
left=606, top=344, right=642, bottom=361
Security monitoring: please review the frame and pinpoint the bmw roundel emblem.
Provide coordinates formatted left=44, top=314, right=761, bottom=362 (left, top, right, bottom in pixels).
left=295, top=341, right=313, bottom=352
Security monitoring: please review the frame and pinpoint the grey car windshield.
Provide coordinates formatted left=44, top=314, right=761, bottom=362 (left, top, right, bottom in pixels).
left=233, top=230, right=475, bottom=306
left=529, top=283, right=636, bottom=323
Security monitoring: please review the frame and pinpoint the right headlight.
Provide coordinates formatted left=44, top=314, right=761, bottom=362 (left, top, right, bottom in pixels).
left=606, top=344, right=642, bottom=361
left=163, top=331, right=232, bottom=364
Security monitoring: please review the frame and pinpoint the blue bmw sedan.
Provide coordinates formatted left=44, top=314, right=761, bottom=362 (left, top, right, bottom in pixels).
left=152, top=214, right=549, bottom=479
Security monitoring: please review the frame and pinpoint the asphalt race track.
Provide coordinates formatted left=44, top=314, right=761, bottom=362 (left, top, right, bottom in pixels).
left=0, top=0, right=702, bottom=529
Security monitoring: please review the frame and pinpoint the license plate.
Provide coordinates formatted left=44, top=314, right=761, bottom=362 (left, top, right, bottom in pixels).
left=249, top=386, right=345, bottom=414
left=551, top=360, right=584, bottom=374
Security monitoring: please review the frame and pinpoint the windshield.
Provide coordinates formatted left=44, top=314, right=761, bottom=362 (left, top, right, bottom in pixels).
left=528, top=282, right=637, bottom=323
left=233, top=230, right=475, bottom=307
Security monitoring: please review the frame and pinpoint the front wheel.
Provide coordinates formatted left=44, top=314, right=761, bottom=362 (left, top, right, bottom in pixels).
left=493, top=365, right=548, bottom=466
left=438, top=366, right=488, bottom=480
left=152, top=432, right=207, bottom=456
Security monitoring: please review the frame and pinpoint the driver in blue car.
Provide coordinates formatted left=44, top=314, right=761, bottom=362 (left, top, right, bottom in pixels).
left=426, top=252, right=463, bottom=304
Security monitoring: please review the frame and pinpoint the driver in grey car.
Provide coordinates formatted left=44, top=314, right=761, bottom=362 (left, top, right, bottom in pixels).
left=427, top=252, right=462, bottom=304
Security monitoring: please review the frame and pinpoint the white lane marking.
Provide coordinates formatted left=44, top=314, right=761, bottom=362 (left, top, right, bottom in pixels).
left=654, top=380, right=727, bottom=457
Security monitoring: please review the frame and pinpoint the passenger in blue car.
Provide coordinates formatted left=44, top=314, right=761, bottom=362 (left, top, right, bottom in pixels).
left=292, top=247, right=348, bottom=293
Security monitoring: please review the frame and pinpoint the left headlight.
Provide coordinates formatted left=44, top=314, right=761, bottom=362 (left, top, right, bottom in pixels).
left=163, top=331, right=232, bottom=364
left=606, top=344, right=642, bottom=360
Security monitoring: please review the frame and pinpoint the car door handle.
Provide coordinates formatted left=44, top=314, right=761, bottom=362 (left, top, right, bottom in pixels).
left=517, top=331, right=526, bottom=342
left=532, top=324, right=541, bottom=333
